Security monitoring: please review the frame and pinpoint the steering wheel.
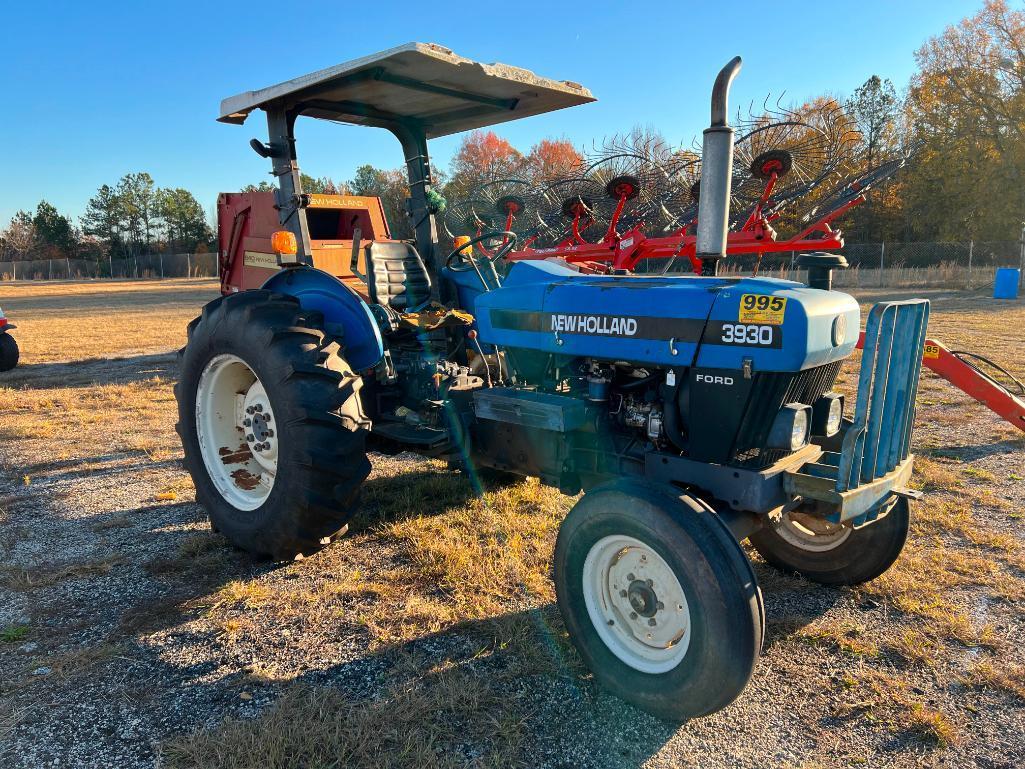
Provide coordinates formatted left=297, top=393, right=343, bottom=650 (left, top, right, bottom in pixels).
left=444, top=231, right=519, bottom=273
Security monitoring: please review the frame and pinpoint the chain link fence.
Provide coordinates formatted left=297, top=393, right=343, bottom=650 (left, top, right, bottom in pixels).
left=0, top=253, right=216, bottom=281
left=2, top=243, right=1024, bottom=290
left=714, top=241, right=1025, bottom=289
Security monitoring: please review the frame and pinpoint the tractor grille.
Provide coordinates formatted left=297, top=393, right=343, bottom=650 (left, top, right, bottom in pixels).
left=732, top=360, right=843, bottom=468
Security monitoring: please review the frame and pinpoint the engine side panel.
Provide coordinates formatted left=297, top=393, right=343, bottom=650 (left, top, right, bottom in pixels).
left=476, top=261, right=859, bottom=372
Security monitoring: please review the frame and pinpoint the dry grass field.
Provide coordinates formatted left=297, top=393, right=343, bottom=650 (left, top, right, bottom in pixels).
left=1, top=278, right=1024, bottom=768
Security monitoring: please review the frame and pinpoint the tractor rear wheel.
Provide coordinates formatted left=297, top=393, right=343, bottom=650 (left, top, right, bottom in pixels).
left=0, top=333, right=19, bottom=372
left=748, top=497, right=910, bottom=586
left=554, top=479, right=763, bottom=721
left=175, top=291, right=371, bottom=559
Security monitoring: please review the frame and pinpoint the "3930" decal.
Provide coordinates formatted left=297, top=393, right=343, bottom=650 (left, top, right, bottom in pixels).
left=707, top=321, right=782, bottom=348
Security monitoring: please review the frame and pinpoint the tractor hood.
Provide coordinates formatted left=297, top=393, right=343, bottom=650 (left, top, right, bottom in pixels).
left=475, top=260, right=859, bottom=372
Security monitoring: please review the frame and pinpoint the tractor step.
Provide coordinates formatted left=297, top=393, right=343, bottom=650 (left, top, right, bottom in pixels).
left=473, top=387, right=593, bottom=432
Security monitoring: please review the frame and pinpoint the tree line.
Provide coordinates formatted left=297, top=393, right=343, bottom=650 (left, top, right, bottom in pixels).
left=0, top=174, right=211, bottom=264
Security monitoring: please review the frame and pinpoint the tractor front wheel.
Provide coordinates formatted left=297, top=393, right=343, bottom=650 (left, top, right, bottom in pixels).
left=175, top=291, right=371, bottom=559
left=554, top=479, right=763, bottom=721
left=0, top=333, right=19, bottom=372
left=748, top=497, right=910, bottom=586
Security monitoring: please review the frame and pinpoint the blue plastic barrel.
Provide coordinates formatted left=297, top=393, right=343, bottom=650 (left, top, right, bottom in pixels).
left=994, top=268, right=1020, bottom=300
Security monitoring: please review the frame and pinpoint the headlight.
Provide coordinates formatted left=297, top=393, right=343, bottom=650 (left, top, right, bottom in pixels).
left=812, top=392, right=845, bottom=436
left=768, top=403, right=811, bottom=451
left=832, top=314, right=847, bottom=346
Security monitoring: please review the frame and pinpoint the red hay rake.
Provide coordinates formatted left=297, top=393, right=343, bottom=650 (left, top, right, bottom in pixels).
left=444, top=104, right=903, bottom=275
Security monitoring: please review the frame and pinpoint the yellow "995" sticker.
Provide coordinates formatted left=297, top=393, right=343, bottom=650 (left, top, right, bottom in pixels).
left=739, top=294, right=787, bottom=325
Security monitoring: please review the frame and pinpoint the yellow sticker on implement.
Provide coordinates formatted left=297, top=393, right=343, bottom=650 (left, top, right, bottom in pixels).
left=739, top=294, right=787, bottom=325
left=923, top=342, right=940, bottom=359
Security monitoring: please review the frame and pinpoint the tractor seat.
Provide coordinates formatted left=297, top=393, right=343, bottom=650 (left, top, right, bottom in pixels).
left=365, top=241, right=432, bottom=312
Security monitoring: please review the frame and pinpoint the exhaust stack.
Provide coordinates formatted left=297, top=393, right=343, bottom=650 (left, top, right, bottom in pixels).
left=695, top=56, right=742, bottom=276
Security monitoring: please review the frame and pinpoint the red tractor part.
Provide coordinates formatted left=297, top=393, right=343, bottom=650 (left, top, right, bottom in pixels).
left=217, top=192, right=393, bottom=298
left=857, top=333, right=1025, bottom=433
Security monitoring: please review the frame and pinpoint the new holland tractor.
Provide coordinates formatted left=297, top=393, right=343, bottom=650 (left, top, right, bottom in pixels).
left=177, top=44, right=929, bottom=720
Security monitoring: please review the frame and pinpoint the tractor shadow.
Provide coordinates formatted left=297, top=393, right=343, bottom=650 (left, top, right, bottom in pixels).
left=0, top=452, right=843, bottom=767
left=0, top=352, right=178, bottom=390
left=925, top=436, right=1025, bottom=462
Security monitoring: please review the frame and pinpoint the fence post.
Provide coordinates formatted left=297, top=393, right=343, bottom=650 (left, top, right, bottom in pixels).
left=48, top=260, right=52, bottom=280
left=968, top=240, right=974, bottom=289
left=159, top=252, right=164, bottom=279
left=878, top=243, right=885, bottom=287
left=66, top=257, right=70, bottom=279
left=187, top=253, right=192, bottom=278
left=1019, top=223, right=1024, bottom=290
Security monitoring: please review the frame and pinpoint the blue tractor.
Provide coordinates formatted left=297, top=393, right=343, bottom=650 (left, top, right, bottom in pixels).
left=177, top=44, right=928, bottom=720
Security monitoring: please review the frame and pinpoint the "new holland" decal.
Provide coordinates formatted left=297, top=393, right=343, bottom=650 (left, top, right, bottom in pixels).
left=551, top=314, right=638, bottom=336
left=489, top=309, right=782, bottom=348
left=491, top=309, right=703, bottom=341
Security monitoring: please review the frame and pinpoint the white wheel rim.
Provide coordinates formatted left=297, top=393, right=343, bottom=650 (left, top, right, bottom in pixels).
left=582, top=535, right=691, bottom=674
left=774, top=510, right=852, bottom=552
left=195, top=354, right=277, bottom=511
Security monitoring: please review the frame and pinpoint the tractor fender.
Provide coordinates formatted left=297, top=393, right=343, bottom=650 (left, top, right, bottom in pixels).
left=261, top=266, right=383, bottom=371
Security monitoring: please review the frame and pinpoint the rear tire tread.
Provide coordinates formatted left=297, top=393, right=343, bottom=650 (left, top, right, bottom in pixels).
left=176, top=291, right=371, bottom=559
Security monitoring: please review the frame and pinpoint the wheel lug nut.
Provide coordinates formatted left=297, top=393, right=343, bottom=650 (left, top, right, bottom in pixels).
left=648, top=618, right=657, bottom=627
left=246, top=406, right=255, bottom=415
left=246, top=434, right=254, bottom=442
left=254, top=404, right=263, bottom=413
left=243, top=418, right=252, bottom=427
left=656, top=601, right=664, bottom=611
left=626, top=573, right=635, bottom=581
left=630, top=612, right=638, bottom=620
left=266, top=429, right=274, bottom=437
left=646, top=579, right=653, bottom=587
left=607, top=620, right=614, bottom=626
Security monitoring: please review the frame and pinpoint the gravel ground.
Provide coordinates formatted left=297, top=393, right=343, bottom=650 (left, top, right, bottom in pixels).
left=0, top=281, right=1023, bottom=768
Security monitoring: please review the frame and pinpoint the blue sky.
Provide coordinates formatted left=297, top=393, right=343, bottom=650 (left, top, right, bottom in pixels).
left=1, top=0, right=977, bottom=225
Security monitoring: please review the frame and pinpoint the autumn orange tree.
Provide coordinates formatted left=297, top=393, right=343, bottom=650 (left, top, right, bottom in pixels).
left=443, top=130, right=523, bottom=204
left=522, top=138, right=582, bottom=184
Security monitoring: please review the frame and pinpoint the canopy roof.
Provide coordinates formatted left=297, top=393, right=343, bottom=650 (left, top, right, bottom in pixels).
left=219, top=42, right=595, bottom=139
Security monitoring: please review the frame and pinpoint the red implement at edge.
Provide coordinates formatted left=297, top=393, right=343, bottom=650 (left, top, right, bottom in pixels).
left=857, top=332, right=1025, bottom=433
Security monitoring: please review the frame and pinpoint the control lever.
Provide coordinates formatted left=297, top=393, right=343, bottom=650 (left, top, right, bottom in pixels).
left=349, top=219, right=366, bottom=282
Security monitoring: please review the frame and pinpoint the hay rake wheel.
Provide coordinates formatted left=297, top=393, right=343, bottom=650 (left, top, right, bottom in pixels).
left=474, top=177, right=545, bottom=251
left=443, top=197, right=495, bottom=242
left=731, top=120, right=835, bottom=224
left=581, top=133, right=693, bottom=240
left=536, top=176, right=610, bottom=248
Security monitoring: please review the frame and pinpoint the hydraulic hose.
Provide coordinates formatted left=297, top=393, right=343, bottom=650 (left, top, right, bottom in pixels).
left=660, top=375, right=688, bottom=452
left=619, top=371, right=661, bottom=391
